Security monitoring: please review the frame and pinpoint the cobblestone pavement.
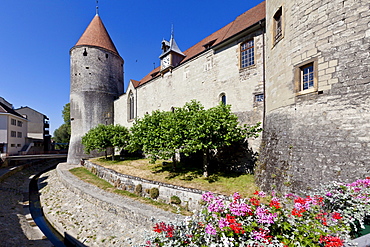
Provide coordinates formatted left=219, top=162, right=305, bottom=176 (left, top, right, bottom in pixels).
left=0, top=161, right=55, bottom=247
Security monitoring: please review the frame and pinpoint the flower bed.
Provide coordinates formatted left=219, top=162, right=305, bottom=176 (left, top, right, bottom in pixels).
left=145, top=178, right=370, bottom=246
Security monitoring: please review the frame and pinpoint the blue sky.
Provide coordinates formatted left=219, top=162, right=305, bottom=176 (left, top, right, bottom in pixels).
left=0, top=0, right=264, bottom=134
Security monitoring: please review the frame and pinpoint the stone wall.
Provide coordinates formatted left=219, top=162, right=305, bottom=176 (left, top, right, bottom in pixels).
left=257, top=0, right=370, bottom=194
left=83, top=160, right=207, bottom=211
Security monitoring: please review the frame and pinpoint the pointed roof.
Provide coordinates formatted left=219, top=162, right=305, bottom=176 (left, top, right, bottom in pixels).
left=74, top=14, right=119, bottom=56
left=160, top=33, right=185, bottom=58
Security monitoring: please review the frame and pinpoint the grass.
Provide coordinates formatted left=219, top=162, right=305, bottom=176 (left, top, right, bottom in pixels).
left=69, top=166, right=192, bottom=215
left=90, top=156, right=259, bottom=198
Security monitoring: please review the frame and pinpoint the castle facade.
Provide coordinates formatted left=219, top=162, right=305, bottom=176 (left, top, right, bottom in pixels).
left=68, top=0, right=370, bottom=193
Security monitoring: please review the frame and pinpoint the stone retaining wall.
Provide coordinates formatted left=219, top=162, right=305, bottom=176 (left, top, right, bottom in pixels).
left=83, top=160, right=206, bottom=211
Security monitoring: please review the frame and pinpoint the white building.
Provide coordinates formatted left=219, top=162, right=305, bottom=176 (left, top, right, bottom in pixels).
left=0, top=97, right=28, bottom=156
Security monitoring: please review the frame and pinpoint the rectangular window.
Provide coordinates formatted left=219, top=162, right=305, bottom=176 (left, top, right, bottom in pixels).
left=11, top=119, right=16, bottom=125
left=17, top=132, right=22, bottom=138
left=11, top=144, right=15, bottom=147
left=295, top=59, right=318, bottom=95
left=11, top=131, right=16, bottom=137
left=17, top=144, right=21, bottom=147
left=17, top=121, right=23, bottom=127
left=255, top=94, right=264, bottom=102
left=240, top=39, right=255, bottom=68
left=273, top=7, right=283, bottom=44
left=301, top=64, right=314, bottom=90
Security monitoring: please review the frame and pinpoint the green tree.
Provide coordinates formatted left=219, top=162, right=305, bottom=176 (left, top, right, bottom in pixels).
left=128, top=110, right=181, bottom=165
left=82, top=124, right=129, bottom=160
left=178, top=101, right=251, bottom=177
left=53, top=103, right=71, bottom=149
left=128, top=100, right=262, bottom=177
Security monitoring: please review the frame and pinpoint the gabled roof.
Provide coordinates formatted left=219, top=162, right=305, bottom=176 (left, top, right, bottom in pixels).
left=131, top=1, right=265, bottom=88
left=0, top=102, right=26, bottom=119
left=74, top=14, right=119, bottom=56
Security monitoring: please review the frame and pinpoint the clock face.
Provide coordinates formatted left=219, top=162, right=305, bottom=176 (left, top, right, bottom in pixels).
left=162, top=55, right=170, bottom=68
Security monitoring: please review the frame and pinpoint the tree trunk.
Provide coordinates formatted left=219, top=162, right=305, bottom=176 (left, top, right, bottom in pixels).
left=172, top=154, right=177, bottom=171
left=105, top=150, right=108, bottom=160
left=203, top=148, right=209, bottom=177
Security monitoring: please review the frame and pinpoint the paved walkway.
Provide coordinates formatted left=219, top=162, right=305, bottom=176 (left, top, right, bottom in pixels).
left=0, top=161, right=54, bottom=247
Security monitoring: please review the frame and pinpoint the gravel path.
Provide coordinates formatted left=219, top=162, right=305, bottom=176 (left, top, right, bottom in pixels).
left=0, top=161, right=56, bottom=247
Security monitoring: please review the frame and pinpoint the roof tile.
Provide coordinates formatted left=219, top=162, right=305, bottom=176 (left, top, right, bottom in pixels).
left=75, top=15, right=119, bottom=56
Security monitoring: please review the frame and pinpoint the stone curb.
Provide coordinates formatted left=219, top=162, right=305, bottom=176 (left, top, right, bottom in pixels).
left=54, top=162, right=183, bottom=227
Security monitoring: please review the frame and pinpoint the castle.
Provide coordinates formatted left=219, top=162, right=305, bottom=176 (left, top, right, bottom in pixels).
left=67, top=0, right=370, bottom=193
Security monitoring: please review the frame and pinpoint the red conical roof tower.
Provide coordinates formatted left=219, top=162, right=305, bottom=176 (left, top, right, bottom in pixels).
left=74, top=14, right=119, bottom=56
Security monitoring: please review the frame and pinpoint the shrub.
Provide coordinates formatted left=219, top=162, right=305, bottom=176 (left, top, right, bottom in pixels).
left=135, top=184, right=142, bottom=195
left=170, top=195, right=181, bottom=205
left=150, top=188, right=159, bottom=199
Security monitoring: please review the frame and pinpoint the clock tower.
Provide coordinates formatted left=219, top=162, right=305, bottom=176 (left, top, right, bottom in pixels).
left=159, top=31, right=185, bottom=73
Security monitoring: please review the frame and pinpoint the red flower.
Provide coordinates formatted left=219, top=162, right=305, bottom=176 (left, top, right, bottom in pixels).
left=250, top=197, right=260, bottom=206
left=153, top=222, right=175, bottom=238
left=292, top=208, right=305, bottom=217
left=319, top=235, right=344, bottom=247
left=332, top=212, right=342, bottom=220
left=269, top=199, right=281, bottom=209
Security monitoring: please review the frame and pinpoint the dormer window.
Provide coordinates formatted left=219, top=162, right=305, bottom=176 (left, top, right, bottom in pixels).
left=203, top=39, right=216, bottom=50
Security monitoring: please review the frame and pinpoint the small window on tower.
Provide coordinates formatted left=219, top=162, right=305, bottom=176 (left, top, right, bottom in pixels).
left=220, top=93, right=226, bottom=105
left=273, top=7, right=283, bottom=44
left=83, top=48, right=88, bottom=56
left=294, top=59, right=318, bottom=95
left=106, top=54, right=109, bottom=58
left=255, top=94, right=264, bottom=102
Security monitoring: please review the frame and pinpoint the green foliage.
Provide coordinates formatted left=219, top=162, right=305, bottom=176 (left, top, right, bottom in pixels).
left=135, top=184, right=143, bottom=195
left=128, top=110, right=182, bottom=163
left=62, top=103, right=70, bottom=124
left=81, top=124, right=129, bottom=160
left=53, top=103, right=71, bottom=149
left=128, top=100, right=262, bottom=177
left=170, top=195, right=181, bottom=205
left=150, top=187, right=160, bottom=199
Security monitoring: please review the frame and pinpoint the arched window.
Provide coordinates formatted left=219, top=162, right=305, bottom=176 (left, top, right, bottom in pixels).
left=220, top=93, right=226, bottom=105
left=128, top=91, right=134, bottom=120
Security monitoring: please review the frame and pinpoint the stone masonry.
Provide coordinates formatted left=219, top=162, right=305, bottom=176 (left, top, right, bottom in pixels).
left=257, top=0, right=370, bottom=194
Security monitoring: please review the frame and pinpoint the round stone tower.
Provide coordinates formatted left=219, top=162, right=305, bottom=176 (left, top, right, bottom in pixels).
left=67, top=13, right=124, bottom=164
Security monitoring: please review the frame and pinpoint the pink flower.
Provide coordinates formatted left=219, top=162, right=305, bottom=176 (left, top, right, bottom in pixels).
left=205, top=224, right=217, bottom=235
left=218, top=217, right=229, bottom=229
left=256, top=206, right=277, bottom=224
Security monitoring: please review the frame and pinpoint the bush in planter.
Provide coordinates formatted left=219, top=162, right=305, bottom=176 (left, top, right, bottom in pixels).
left=150, top=188, right=159, bottom=199
left=170, top=195, right=181, bottom=205
left=135, top=184, right=142, bottom=195
left=145, top=177, right=370, bottom=247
